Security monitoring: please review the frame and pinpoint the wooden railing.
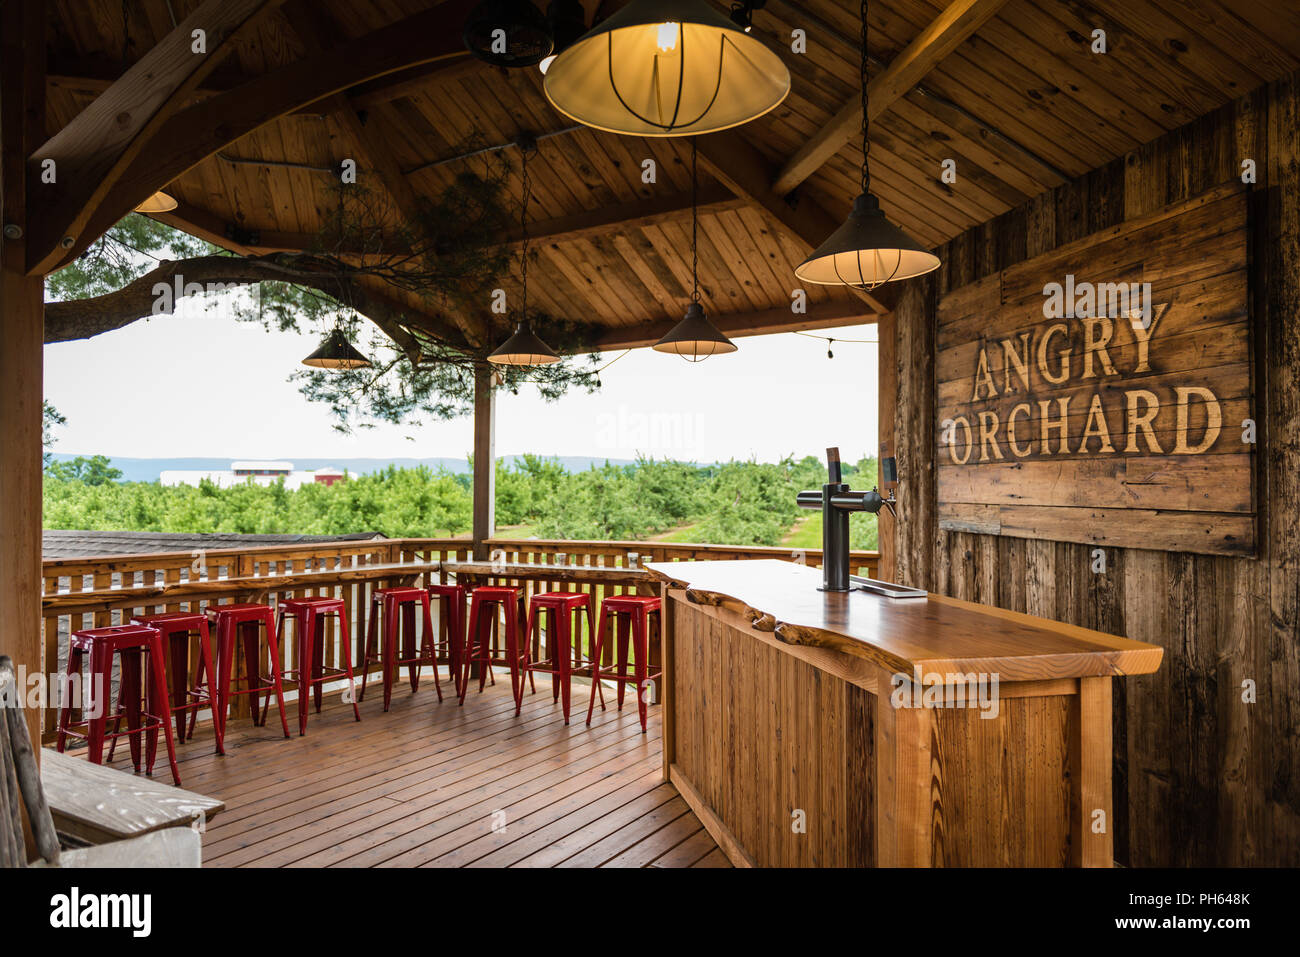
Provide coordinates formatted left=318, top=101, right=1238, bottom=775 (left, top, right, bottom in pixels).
left=38, top=536, right=877, bottom=742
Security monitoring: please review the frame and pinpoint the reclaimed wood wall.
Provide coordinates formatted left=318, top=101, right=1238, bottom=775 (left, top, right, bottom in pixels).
left=885, top=73, right=1300, bottom=866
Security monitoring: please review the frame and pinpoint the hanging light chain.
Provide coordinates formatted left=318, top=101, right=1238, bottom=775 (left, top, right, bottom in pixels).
left=519, top=144, right=533, bottom=320
left=691, top=137, right=701, bottom=304
left=860, top=0, right=871, bottom=196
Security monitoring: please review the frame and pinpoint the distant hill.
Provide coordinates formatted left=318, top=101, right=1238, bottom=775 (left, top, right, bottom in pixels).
left=47, top=454, right=641, bottom=484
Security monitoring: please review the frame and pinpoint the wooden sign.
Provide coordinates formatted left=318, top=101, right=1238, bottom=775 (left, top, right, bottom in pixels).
left=935, top=184, right=1254, bottom=556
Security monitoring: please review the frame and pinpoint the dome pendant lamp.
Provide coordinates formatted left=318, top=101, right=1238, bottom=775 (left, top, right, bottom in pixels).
left=795, top=0, right=939, bottom=289
left=543, top=0, right=790, bottom=137
left=654, top=140, right=737, bottom=361
left=489, top=144, right=560, bottom=367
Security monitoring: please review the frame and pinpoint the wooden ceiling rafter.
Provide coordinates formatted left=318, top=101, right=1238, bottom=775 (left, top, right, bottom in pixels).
left=25, top=0, right=287, bottom=275
left=771, top=0, right=1013, bottom=197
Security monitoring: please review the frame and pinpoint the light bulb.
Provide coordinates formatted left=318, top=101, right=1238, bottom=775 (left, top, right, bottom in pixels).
left=539, top=54, right=556, bottom=74
left=656, top=21, right=680, bottom=53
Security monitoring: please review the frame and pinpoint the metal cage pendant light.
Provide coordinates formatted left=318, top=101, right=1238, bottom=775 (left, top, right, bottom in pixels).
left=542, top=0, right=790, bottom=137
left=490, top=144, right=560, bottom=366
left=654, top=140, right=737, bottom=361
left=795, top=0, right=940, bottom=289
left=302, top=328, right=373, bottom=370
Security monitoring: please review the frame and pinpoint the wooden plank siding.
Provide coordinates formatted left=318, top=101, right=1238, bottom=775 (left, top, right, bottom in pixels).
left=886, top=72, right=1300, bottom=866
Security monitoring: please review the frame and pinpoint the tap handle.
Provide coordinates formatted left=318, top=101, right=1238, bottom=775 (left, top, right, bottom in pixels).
left=826, top=447, right=842, bottom=484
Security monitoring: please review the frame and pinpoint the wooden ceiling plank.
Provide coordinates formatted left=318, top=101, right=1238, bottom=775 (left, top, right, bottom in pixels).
left=26, top=0, right=286, bottom=274
left=771, top=0, right=1011, bottom=197
left=698, top=213, right=780, bottom=313
left=62, top=0, right=481, bottom=273
left=608, top=231, right=689, bottom=317
left=716, top=206, right=800, bottom=310
left=696, top=129, right=897, bottom=317
left=537, top=242, right=629, bottom=326
left=1150, top=0, right=1298, bottom=79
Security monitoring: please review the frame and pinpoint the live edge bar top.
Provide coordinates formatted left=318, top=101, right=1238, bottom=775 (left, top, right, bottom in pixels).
left=644, top=559, right=1163, bottom=683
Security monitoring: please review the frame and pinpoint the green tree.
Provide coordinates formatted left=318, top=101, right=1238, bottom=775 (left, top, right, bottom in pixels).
left=42, top=401, right=66, bottom=468
left=45, top=455, right=123, bottom=486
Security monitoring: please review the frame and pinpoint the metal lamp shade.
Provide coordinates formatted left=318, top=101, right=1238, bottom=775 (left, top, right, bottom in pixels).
left=488, top=322, right=562, bottom=366
left=795, top=193, right=940, bottom=287
left=301, top=330, right=373, bottom=370
left=464, top=0, right=554, bottom=67
left=133, top=190, right=178, bottom=214
left=543, top=0, right=789, bottom=136
left=653, top=302, right=737, bottom=359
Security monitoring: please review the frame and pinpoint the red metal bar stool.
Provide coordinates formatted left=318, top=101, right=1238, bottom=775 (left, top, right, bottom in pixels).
left=524, top=592, right=600, bottom=724
left=131, top=611, right=224, bottom=755
left=586, top=595, right=663, bottom=733
left=359, top=586, right=440, bottom=711
left=428, top=583, right=468, bottom=698
left=276, top=597, right=362, bottom=735
left=55, top=624, right=182, bottom=785
left=461, top=586, right=527, bottom=709
left=205, top=602, right=291, bottom=742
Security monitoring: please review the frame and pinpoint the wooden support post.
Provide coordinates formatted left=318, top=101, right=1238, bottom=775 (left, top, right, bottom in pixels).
left=872, top=665, right=935, bottom=867
left=1068, top=676, right=1115, bottom=867
left=471, top=363, right=495, bottom=561
left=659, top=584, right=675, bottom=783
left=1, top=0, right=46, bottom=863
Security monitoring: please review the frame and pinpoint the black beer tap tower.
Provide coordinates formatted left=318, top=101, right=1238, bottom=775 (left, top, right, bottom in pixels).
left=797, top=448, right=924, bottom=599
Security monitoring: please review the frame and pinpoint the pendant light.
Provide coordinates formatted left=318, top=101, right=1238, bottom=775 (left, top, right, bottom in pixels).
left=134, top=190, right=178, bottom=214
left=302, top=328, right=373, bottom=370
left=464, top=0, right=554, bottom=68
left=795, top=0, right=940, bottom=288
left=654, top=140, right=737, bottom=361
left=542, top=0, right=790, bottom=137
left=490, top=142, right=560, bottom=366
left=539, top=1, right=587, bottom=74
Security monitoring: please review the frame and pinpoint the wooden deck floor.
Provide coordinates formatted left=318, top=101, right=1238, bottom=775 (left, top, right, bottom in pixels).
left=99, top=674, right=727, bottom=868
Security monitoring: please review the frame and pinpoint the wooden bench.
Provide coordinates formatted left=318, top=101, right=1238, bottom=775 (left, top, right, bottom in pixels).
left=1, top=656, right=207, bottom=867
left=41, top=748, right=223, bottom=846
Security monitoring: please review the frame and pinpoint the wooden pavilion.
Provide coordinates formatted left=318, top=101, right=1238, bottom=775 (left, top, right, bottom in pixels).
left=1, top=0, right=1297, bottom=869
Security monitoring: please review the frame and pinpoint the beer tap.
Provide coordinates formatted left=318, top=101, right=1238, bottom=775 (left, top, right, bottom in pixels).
left=797, top=447, right=896, bottom=592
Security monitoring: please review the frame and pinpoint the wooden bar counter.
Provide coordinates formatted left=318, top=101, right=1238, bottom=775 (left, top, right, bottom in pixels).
left=644, top=560, right=1163, bottom=868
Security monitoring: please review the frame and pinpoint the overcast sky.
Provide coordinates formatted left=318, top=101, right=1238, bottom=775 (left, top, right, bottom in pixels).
left=44, top=295, right=880, bottom=466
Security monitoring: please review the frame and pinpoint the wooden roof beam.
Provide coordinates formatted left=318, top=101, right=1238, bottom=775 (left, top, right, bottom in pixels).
left=771, top=0, right=1011, bottom=197
left=45, top=0, right=480, bottom=276
left=696, top=130, right=897, bottom=316
left=508, top=185, right=745, bottom=249
left=25, top=0, right=286, bottom=276
left=591, top=299, right=874, bottom=351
